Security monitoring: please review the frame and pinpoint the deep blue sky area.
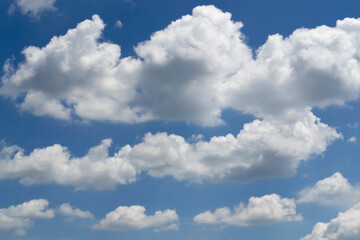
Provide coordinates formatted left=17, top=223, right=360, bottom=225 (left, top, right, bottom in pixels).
left=0, top=0, right=359, bottom=240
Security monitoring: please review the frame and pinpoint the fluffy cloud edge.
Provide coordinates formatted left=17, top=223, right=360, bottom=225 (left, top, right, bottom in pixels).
left=301, top=203, right=360, bottom=240
left=297, top=172, right=360, bottom=208
left=193, top=194, right=302, bottom=226
left=0, top=110, right=341, bottom=190
left=93, top=205, right=179, bottom=231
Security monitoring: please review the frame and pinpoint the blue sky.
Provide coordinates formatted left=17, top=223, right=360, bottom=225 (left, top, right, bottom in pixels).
left=0, top=0, right=360, bottom=239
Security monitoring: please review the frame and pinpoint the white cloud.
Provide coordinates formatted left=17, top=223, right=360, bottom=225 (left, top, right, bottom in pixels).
left=301, top=203, right=360, bottom=240
left=58, top=203, right=94, bottom=221
left=348, top=136, right=357, bottom=143
left=0, top=139, right=137, bottom=190
left=0, top=199, right=54, bottom=236
left=93, top=205, right=178, bottom=231
left=298, top=172, right=360, bottom=208
left=11, top=0, right=57, bottom=18
left=0, top=109, right=340, bottom=190
left=193, top=194, right=302, bottom=226
left=114, top=20, right=123, bottom=28
left=2, top=6, right=360, bottom=127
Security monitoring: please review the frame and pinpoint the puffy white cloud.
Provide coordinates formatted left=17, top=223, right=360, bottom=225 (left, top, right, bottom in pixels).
left=0, top=109, right=340, bottom=190
left=301, top=203, right=360, bottom=240
left=130, top=110, right=340, bottom=183
left=298, top=172, right=360, bottom=208
left=2, top=6, right=360, bottom=126
left=193, top=194, right=302, bottom=226
left=0, top=199, right=54, bottom=236
left=348, top=136, right=357, bottom=143
left=93, top=205, right=178, bottom=231
left=10, top=0, right=57, bottom=18
left=58, top=203, right=94, bottom=221
left=0, top=139, right=137, bottom=190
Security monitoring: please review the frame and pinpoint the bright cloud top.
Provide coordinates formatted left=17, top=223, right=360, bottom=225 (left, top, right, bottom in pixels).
left=93, top=205, right=178, bottom=231
left=10, top=0, right=57, bottom=18
left=0, top=199, right=54, bottom=236
left=298, top=172, right=360, bottom=208
left=58, top=203, right=94, bottom=221
left=2, top=5, right=360, bottom=126
left=0, top=111, right=340, bottom=190
left=193, top=194, right=302, bottom=226
left=301, top=203, right=360, bottom=240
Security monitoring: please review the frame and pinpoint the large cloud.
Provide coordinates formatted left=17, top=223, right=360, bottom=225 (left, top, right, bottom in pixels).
left=93, top=205, right=178, bottom=231
left=301, top=203, right=360, bottom=240
left=2, top=5, right=360, bottom=126
left=193, top=194, right=302, bottom=226
left=0, top=109, right=339, bottom=190
left=0, top=199, right=54, bottom=236
left=298, top=172, right=360, bottom=208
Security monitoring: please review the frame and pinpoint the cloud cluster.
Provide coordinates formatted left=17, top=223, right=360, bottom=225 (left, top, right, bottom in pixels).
left=301, top=203, right=360, bottom=240
left=58, top=203, right=94, bottom=221
left=93, top=205, right=178, bottom=231
left=298, top=172, right=360, bottom=208
left=0, top=111, right=340, bottom=190
left=9, top=0, right=57, bottom=18
left=0, top=199, right=54, bottom=236
left=193, top=194, right=302, bottom=226
left=2, top=5, right=360, bottom=126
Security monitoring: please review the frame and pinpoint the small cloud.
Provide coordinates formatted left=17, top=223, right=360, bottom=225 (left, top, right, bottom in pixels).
left=114, top=20, right=123, bottom=29
left=347, top=122, right=359, bottom=128
left=7, top=4, right=16, bottom=15
left=348, top=136, right=357, bottom=143
left=58, top=203, right=94, bottom=222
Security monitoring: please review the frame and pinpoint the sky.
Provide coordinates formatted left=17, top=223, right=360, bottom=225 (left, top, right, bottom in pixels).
left=0, top=0, right=360, bottom=239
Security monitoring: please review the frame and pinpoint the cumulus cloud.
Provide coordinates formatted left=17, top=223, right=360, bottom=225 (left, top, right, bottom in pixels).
left=301, top=203, right=360, bottom=240
left=93, top=205, right=178, bottom=231
left=58, top=203, right=94, bottom=221
left=0, top=139, right=137, bottom=190
left=2, top=5, right=360, bottom=126
left=298, top=172, right=360, bottom=208
left=0, top=199, right=54, bottom=236
left=10, top=0, right=57, bottom=18
left=193, top=194, right=302, bottom=226
left=348, top=136, right=357, bottom=143
left=0, top=110, right=340, bottom=190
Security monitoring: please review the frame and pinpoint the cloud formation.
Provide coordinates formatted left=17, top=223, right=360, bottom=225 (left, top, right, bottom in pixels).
left=10, top=0, right=57, bottom=18
left=93, top=205, right=178, bottom=231
left=0, top=199, right=54, bottom=236
left=0, top=111, right=340, bottom=190
left=298, top=172, right=360, bottom=208
left=193, top=194, right=302, bottom=226
left=2, top=6, right=360, bottom=126
left=301, top=203, right=360, bottom=240
left=58, top=203, right=94, bottom=221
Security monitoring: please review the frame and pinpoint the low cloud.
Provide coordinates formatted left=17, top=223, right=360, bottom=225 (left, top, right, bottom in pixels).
left=2, top=6, right=360, bottom=126
left=298, top=172, right=360, bottom=208
left=193, top=194, right=302, bottom=226
left=0, top=199, right=54, bottom=236
left=58, top=203, right=94, bottom=221
left=93, top=205, right=178, bottom=231
left=301, top=203, right=360, bottom=240
left=0, top=110, right=340, bottom=190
